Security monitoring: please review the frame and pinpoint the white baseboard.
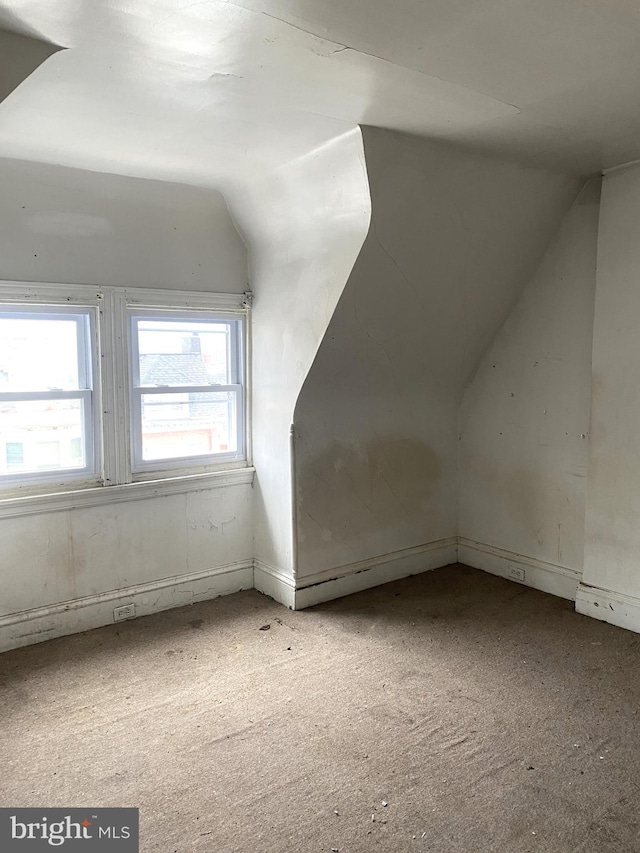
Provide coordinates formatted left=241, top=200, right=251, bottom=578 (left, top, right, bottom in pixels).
left=575, top=583, right=640, bottom=634
left=1, top=535, right=599, bottom=653
left=253, top=560, right=296, bottom=610
left=293, top=538, right=458, bottom=609
left=458, top=537, right=581, bottom=601
left=0, top=561, right=254, bottom=653
left=0, top=542, right=455, bottom=652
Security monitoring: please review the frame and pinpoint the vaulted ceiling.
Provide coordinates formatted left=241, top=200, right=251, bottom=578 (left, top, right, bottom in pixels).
left=1, top=0, right=640, bottom=185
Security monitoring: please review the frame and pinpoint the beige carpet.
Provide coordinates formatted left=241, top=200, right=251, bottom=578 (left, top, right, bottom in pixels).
left=2, top=564, right=640, bottom=852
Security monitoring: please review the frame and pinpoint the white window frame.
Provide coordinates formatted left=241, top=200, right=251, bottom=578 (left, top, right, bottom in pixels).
left=128, top=309, right=245, bottom=474
left=0, top=282, right=251, bottom=497
left=0, top=294, right=101, bottom=492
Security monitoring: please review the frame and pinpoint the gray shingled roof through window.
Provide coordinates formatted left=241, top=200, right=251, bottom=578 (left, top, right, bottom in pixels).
left=139, top=353, right=216, bottom=386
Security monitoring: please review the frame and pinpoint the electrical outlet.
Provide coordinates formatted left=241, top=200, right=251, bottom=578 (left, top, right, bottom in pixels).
left=113, top=603, right=136, bottom=622
left=509, top=566, right=526, bottom=582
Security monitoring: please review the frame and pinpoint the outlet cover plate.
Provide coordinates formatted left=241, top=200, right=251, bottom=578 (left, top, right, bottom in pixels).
left=113, top=603, right=136, bottom=622
left=509, top=566, right=526, bottom=582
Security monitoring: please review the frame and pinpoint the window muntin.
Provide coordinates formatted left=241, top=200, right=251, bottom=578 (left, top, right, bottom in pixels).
left=0, top=288, right=248, bottom=494
left=0, top=307, right=96, bottom=484
left=129, top=313, right=244, bottom=471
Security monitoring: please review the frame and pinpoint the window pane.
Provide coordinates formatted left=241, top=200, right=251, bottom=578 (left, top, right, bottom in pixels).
left=0, top=399, right=86, bottom=474
left=0, top=316, right=82, bottom=391
left=140, top=391, right=236, bottom=461
left=136, top=319, right=231, bottom=387
left=35, top=440, right=61, bottom=470
left=5, top=441, right=24, bottom=469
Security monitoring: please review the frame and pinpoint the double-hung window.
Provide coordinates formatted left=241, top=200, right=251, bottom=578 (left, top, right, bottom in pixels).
left=0, top=306, right=97, bottom=486
left=129, top=312, right=244, bottom=471
left=0, top=284, right=249, bottom=495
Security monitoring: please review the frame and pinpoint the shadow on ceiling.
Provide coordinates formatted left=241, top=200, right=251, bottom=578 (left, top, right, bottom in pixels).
left=0, top=11, right=65, bottom=104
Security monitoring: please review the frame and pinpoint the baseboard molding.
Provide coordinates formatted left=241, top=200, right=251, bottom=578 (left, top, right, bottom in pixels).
left=293, top=538, right=458, bottom=609
left=1, top=535, right=598, bottom=653
left=458, top=537, right=581, bottom=601
left=0, top=541, right=456, bottom=652
left=575, top=583, right=640, bottom=634
left=253, top=560, right=296, bottom=610
left=0, top=560, right=254, bottom=653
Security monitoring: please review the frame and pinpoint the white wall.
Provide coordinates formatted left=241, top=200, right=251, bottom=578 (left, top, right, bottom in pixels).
left=579, top=163, right=640, bottom=628
left=0, top=478, right=254, bottom=651
left=229, top=129, right=371, bottom=579
left=0, top=138, right=619, bottom=640
left=0, top=136, right=370, bottom=642
left=459, top=181, right=599, bottom=596
left=0, top=158, right=253, bottom=650
left=0, top=158, right=247, bottom=291
left=293, top=128, right=580, bottom=589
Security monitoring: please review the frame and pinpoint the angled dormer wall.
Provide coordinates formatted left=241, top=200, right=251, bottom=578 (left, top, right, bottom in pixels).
left=229, top=129, right=371, bottom=600
left=292, top=127, right=580, bottom=605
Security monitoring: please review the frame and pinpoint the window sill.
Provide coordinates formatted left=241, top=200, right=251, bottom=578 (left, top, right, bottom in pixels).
left=0, top=467, right=255, bottom=520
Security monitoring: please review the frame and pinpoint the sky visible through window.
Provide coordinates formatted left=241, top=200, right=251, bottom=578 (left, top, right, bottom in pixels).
left=0, top=318, right=80, bottom=391
left=0, top=316, right=86, bottom=475
left=134, top=319, right=236, bottom=461
left=0, top=314, right=241, bottom=477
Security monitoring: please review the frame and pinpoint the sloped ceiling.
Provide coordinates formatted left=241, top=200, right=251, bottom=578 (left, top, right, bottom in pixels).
left=1, top=0, right=640, bottom=183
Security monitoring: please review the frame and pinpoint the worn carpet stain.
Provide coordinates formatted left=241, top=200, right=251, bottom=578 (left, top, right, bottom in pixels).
left=1, top=564, right=639, bottom=852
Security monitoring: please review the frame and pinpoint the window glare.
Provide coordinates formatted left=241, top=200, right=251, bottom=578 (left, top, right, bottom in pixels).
left=131, top=315, right=243, bottom=469
left=0, top=317, right=81, bottom=391
left=0, top=399, right=86, bottom=475
left=0, top=294, right=246, bottom=487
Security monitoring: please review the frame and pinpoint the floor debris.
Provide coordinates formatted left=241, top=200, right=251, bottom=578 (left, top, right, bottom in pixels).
left=6, top=565, right=640, bottom=852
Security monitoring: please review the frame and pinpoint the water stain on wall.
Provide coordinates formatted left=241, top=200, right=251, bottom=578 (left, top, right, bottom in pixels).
left=297, top=436, right=442, bottom=546
left=462, top=451, right=578, bottom=557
